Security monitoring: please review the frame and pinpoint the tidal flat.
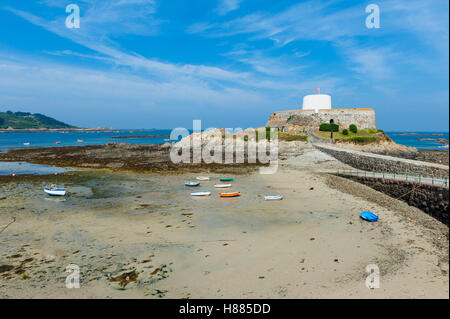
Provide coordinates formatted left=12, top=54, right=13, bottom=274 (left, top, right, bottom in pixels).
left=0, top=145, right=448, bottom=298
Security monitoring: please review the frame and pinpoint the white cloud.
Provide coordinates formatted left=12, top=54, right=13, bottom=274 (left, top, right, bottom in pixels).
left=0, top=54, right=272, bottom=127
left=215, top=0, right=242, bottom=16
left=348, top=48, right=394, bottom=80
left=4, top=5, right=344, bottom=93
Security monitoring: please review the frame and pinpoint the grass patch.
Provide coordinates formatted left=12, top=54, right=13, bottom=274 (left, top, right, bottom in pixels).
left=349, top=136, right=377, bottom=144
left=315, top=128, right=380, bottom=144
left=284, top=135, right=308, bottom=142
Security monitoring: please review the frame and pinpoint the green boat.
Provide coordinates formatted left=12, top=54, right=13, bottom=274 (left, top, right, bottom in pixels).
left=220, top=178, right=234, bottom=182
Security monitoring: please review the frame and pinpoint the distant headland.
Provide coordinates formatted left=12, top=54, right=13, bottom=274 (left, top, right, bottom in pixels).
left=0, top=111, right=116, bottom=133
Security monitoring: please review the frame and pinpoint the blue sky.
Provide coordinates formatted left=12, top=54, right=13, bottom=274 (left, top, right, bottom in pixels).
left=0, top=0, right=448, bottom=130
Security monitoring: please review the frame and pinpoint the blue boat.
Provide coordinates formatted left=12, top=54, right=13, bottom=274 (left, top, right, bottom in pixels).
left=360, top=211, right=378, bottom=222
left=185, top=181, right=200, bottom=187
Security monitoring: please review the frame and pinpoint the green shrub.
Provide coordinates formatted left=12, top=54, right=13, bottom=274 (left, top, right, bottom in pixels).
left=349, top=124, right=358, bottom=134
left=367, top=128, right=376, bottom=134
left=319, top=123, right=339, bottom=132
left=264, top=127, right=279, bottom=141
left=342, top=129, right=349, bottom=136
left=350, top=136, right=376, bottom=144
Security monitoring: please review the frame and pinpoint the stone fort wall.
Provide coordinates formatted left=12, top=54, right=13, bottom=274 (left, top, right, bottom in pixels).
left=266, top=108, right=377, bottom=130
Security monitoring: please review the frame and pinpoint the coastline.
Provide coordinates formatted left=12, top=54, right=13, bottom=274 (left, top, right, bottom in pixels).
left=0, top=128, right=125, bottom=133
left=0, top=144, right=447, bottom=298
left=0, top=132, right=448, bottom=299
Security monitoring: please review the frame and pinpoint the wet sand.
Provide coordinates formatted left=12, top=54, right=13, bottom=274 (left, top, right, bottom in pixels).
left=0, top=144, right=448, bottom=298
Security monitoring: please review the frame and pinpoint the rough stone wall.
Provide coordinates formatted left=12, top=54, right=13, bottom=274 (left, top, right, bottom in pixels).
left=316, top=145, right=449, bottom=178
left=266, top=108, right=377, bottom=130
left=338, top=175, right=449, bottom=226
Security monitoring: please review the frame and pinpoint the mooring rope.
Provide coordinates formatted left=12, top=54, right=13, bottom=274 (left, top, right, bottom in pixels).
left=395, top=183, right=421, bottom=201
left=0, top=217, right=16, bottom=234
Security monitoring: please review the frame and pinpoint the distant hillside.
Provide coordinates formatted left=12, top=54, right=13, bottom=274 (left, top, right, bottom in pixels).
left=0, top=111, right=77, bottom=129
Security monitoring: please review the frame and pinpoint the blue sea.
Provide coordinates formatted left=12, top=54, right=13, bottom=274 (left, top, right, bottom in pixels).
left=0, top=130, right=448, bottom=152
left=385, top=132, right=449, bottom=150
left=0, top=129, right=177, bottom=153
left=0, top=129, right=447, bottom=176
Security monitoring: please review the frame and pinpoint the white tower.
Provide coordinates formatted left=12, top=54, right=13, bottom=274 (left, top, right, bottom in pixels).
left=302, top=94, right=332, bottom=112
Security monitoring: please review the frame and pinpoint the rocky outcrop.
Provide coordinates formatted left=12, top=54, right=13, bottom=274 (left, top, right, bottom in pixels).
left=0, top=142, right=265, bottom=174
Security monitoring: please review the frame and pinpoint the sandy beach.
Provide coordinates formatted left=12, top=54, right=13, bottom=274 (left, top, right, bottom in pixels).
left=0, top=143, right=448, bottom=299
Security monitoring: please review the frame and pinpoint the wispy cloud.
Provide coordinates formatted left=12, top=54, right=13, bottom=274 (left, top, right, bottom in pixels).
left=215, top=0, right=242, bottom=16
left=4, top=4, right=340, bottom=92
left=1, top=0, right=447, bottom=130
left=191, top=1, right=367, bottom=43
left=348, top=47, right=394, bottom=80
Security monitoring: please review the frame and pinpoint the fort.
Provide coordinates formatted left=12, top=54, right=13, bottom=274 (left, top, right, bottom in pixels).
left=266, top=93, right=377, bottom=132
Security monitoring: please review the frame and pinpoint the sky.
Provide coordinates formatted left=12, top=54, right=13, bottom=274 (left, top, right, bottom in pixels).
left=0, top=0, right=448, bottom=131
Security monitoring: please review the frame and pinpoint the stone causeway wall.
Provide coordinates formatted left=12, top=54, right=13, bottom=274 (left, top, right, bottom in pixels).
left=338, top=175, right=449, bottom=226
left=316, top=144, right=449, bottom=178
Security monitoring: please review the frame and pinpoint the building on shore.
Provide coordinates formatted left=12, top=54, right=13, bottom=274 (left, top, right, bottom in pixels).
left=266, top=93, right=377, bottom=132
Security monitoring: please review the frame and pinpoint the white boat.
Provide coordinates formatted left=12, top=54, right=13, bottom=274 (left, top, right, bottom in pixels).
left=214, top=184, right=232, bottom=188
left=23, top=142, right=30, bottom=146
left=190, top=191, right=211, bottom=196
left=264, top=195, right=283, bottom=201
left=196, top=176, right=210, bottom=181
left=44, top=188, right=67, bottom=196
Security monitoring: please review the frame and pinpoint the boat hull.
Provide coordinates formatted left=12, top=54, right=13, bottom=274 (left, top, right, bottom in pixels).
left=191, top=191, right=211, bottom=196
left=220, top=192, right=240, bottom=197
left=185, top=182, right=200, bottom=187
left=44, top=188, right=67, bottom=196
left=265, top=195, right=283, bottom=201
left=214, top=184, right=232, bottom=188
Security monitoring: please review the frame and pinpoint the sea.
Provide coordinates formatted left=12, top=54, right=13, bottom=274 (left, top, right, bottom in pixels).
left=0, top=129, right=175, bottom=153
left=0, top=129, right=448, bottom=175
left=386, top=132, right=449, bottom=150
left=0, top=130, right=448, bottom=152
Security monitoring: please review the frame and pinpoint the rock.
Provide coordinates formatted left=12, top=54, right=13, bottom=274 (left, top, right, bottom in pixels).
left=0, top=265, right=15, bottom=273
left=109, top=270, right=139, bottom=289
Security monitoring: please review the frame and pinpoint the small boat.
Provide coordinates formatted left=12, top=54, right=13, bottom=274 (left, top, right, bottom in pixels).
left=196, top=176, right=210, bottom=181
left=44, top=188, right=67, bottom=196
left=55, top=141, right=61, bottom=145
left=220, top=178, right=234, bottom=182
left=264, top=195, right=283, bottom=201
left=23, top=142, right=30, bottom=146
left=214, top=184, right=232, bottom=188
left=220, top=192, right=240, bottom=198
left=190, top=191, right=211, bottom=196
left=77, top=139, right=83, bottom=143
left=360, top=211, right=378, bottom=222
left=185, top=181, right=200, bottom=187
